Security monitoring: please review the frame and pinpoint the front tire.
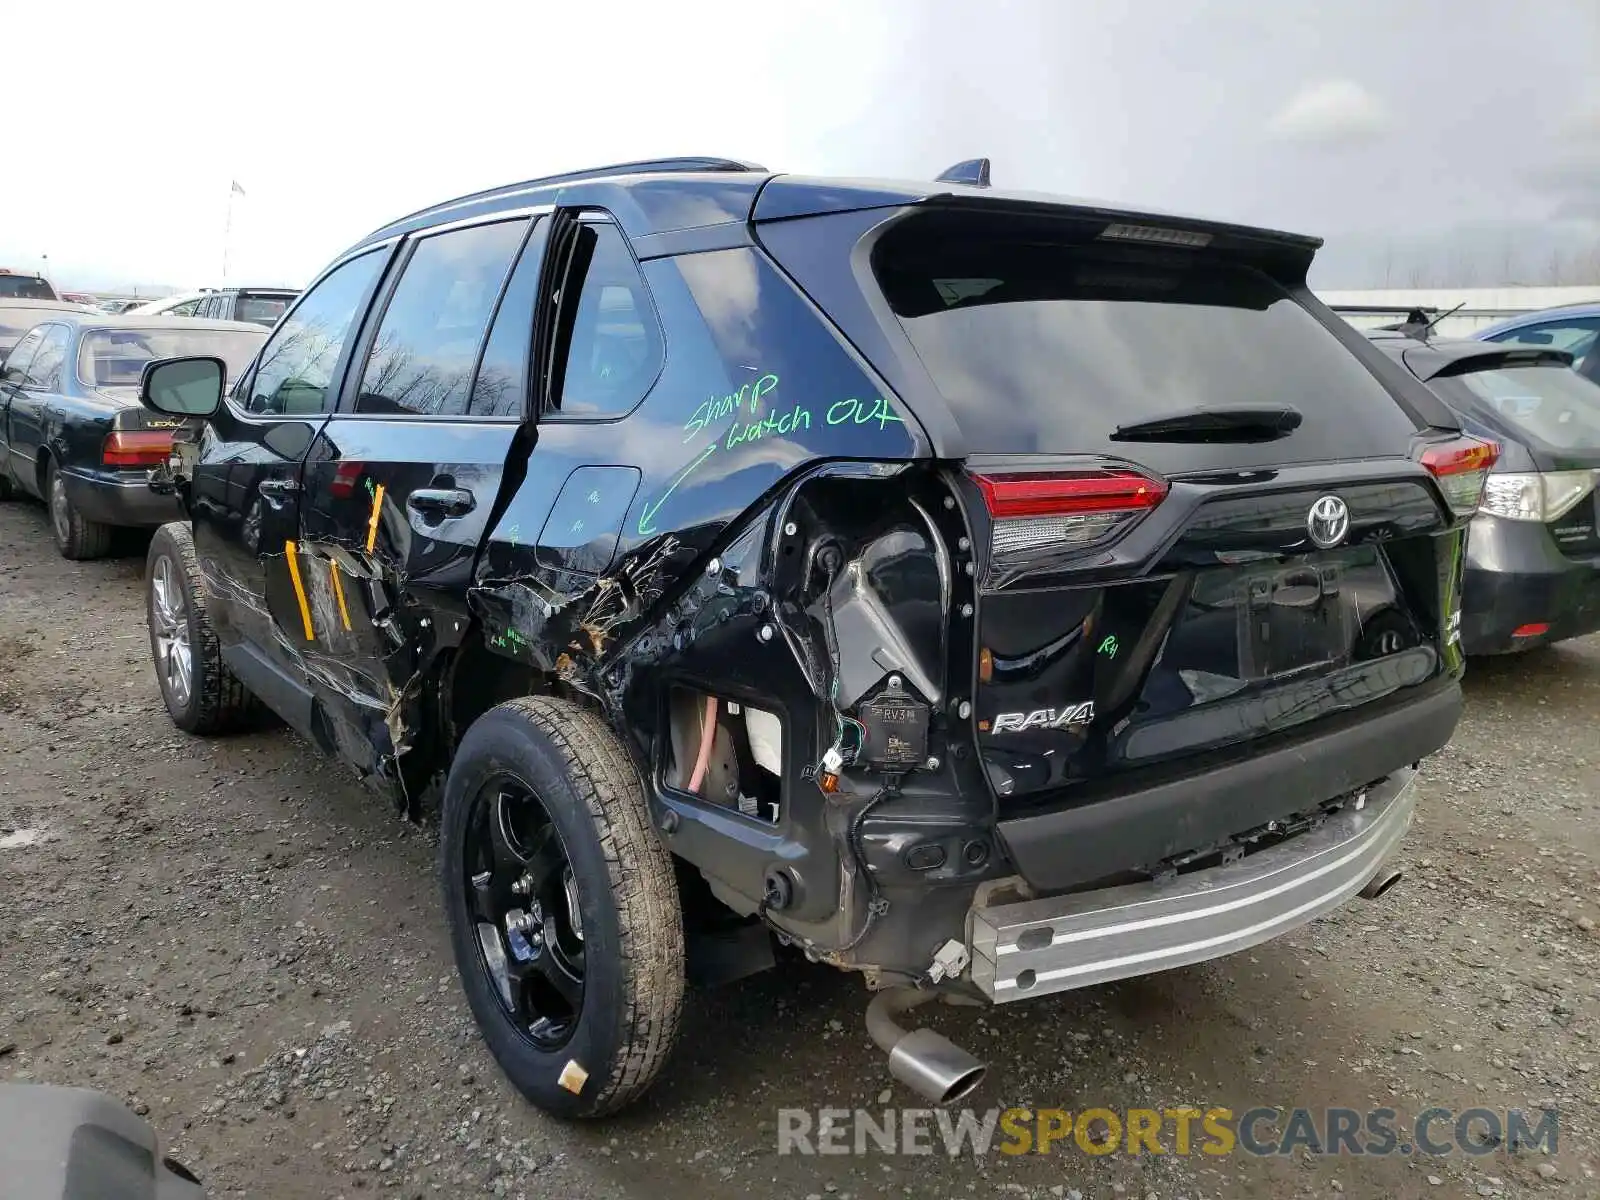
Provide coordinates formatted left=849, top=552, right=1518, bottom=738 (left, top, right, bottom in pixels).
left=146, top=522, right=257, bottom=734
left=440, top=696, right=685, bottom=1118
left=48, top=461, right=113, bottom=560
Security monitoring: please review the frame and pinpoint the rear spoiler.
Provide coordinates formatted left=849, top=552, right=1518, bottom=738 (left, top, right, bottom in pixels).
left=754, top=178, right=1325, bottom=289
left=1409, top=344, right=1575, bottom=382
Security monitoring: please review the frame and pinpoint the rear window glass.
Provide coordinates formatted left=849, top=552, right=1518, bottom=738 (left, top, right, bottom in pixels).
left=873, top=221, right=1417, bottom=467
left=237, top=294, right=291, bottom=325
left=80, top=326, right=266, bottom=388
left=0, top=275, right=56, bottom=300
left=1433, top=362, right=1600, bottom=451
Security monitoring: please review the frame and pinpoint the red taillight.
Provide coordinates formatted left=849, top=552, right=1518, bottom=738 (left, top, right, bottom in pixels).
left=973, top=469, right=1167, bottom=518
left=1417, top=436, right=1499, bottom=516
left=103, top=430, right=173, bottom=467
left=971, top=467, right=1168, bottom=571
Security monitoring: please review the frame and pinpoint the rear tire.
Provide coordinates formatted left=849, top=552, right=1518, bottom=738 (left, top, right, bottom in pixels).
left=48, top=461, right=113, bottom=560
left=146, top=521, right=257, bottom=734
left=440, top=696, right=685, bottom=1118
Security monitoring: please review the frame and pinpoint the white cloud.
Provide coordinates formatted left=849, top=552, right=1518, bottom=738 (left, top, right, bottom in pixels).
left=1268, top=80, right=1392, bottom=146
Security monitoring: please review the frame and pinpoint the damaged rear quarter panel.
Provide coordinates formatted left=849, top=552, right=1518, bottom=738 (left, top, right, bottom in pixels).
left=468, top=246, right=930, bottom=700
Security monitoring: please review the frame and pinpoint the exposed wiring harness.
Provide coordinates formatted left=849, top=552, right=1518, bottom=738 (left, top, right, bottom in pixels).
left=755, top=780, right=895, bottom=955
left=817, top=551, right=865, bottom=770
left=830, top=781, right=894, bottom=953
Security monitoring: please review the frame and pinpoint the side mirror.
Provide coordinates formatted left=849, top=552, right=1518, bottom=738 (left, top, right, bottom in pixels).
left=140, top=356, right=224, bottom=419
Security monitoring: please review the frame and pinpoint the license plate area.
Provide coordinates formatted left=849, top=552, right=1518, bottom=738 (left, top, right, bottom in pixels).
left=1235, top=561, right=1353, bottom=680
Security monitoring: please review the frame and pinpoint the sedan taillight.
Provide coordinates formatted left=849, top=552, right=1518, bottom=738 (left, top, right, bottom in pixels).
left=103, top=430, right=173, bottom=468
left=1479, top=470, right=1598, bottom=523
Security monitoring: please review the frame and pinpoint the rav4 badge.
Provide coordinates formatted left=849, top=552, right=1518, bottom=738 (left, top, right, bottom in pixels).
left=990, top=701, right=1095, bottom=733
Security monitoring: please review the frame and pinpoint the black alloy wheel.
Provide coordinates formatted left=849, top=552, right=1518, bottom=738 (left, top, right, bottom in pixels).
left=463, top=774, right=588, bottom=1050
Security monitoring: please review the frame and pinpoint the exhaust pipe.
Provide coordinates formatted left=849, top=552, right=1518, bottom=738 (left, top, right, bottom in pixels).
left=865, top=987, right=987, bottom=1105
left=1359, top=867, right=1403, bottom=899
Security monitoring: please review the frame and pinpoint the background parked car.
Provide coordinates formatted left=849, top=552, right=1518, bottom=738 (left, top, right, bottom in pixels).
left=131, top=286, right=298, bottom=327
left=1474, top=302, right=1600, bottom=385
left=98, top=298, right=153, bottom=315
left=0, top=298, right=99, bottom=359
left=0, top=315, right=267, bottom=558
left=1371, top=331, right=1600, bottom=654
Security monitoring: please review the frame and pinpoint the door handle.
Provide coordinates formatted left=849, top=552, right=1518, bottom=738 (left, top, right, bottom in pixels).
left=259, top=478, right=299, bottom=496
left=407, top=487, right=475, bottom=519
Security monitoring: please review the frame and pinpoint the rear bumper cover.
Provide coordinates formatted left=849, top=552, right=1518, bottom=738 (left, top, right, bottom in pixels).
left=60, top=468, right=181, bottom=528
left=1461, top=514, right=1600, bottom=654
left=970, top=768, right=1417, bottom=1001
left=993, top=679, right=1459, bottom=893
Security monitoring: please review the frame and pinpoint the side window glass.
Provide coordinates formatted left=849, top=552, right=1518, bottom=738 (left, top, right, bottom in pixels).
left=355, top=218, right=528, bottom=418
left=170, top=298, right=203, bottom=317
left=246, top=250, right=387, bottom=416
left=468, top=218, right=546, bottom=417
left=2, top=327, right=45, bottom=382
left=25, top=326, right=70, bottom=390
left=550, top=222, right=662, bottom=418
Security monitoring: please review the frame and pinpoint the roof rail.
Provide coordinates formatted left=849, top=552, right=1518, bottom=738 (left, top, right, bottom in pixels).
left=374, top=157, right=768, bottom=236
left=1329, top=305, right=1440, bottom=317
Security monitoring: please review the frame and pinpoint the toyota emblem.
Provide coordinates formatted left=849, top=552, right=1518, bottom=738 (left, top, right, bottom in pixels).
left=1306, top=495, right=1350, bottom=549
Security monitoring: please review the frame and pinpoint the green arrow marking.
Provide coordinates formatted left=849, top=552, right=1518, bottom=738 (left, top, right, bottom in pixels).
left=637, top=443, right=717, bottom=536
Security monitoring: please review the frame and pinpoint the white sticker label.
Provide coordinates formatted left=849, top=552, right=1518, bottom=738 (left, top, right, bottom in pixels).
left=558, top=1059, right=589, bottom=1095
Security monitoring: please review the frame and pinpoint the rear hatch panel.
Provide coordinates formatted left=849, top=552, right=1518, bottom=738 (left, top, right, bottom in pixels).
left=961, top=464, right=1457, bottom=805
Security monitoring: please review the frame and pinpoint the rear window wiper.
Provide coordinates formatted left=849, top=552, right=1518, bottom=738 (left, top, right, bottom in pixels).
left=1110, top=404, right=1302, bottom=443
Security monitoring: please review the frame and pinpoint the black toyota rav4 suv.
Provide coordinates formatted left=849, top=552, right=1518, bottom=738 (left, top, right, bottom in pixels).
left=134, top=156, right=1488, bottom=1117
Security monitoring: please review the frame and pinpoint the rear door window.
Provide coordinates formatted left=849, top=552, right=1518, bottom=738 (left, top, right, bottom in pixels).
left=872, top=215, right=1420, bottom=471
left=546, top=220, right=662, bottom=418
left=468, top=218, right=546, bottom=418
left=354, top=218, right=528, bottom=418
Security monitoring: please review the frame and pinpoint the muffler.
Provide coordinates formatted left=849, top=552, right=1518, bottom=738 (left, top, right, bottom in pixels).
left=1359, top=867, right=1403, bottom=899
left=865, top=987, right=986, bottom=1104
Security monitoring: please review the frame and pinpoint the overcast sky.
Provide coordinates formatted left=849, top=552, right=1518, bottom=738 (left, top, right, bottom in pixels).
left=4, top=0, right=1596, bottom=293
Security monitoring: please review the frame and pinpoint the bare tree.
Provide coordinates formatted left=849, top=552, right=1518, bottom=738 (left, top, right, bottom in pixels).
left=1500, top=234, right=1518, bottom=286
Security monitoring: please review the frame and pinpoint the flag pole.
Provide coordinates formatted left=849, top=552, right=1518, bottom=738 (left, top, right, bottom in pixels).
left=222, top=183, right=235, bottom=282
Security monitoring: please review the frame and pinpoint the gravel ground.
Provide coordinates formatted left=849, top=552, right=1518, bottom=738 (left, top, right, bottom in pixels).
left=0, top=498, right=1595, bottom=1200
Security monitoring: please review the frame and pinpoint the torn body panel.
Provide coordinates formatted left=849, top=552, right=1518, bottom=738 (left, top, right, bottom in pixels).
left=598, top=466, right=1001, bottom=980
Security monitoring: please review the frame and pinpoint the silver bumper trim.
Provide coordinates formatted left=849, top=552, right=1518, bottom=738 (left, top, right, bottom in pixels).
left=970, top=769, right=1418, bottom=1001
